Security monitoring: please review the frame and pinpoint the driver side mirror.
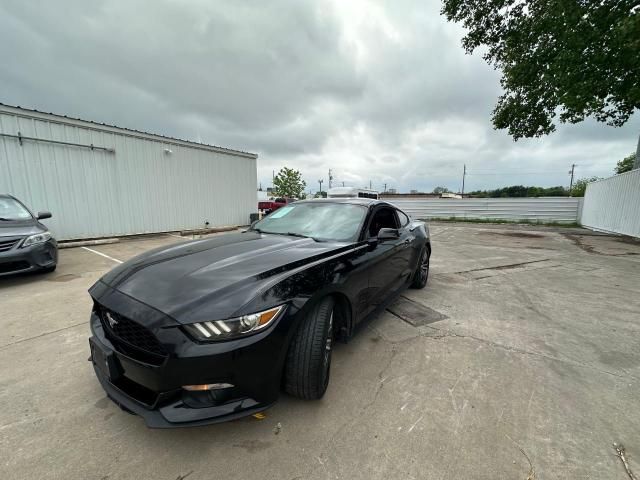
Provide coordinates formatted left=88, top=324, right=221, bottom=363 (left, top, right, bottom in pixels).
left=37, top=211, right=52, bottom=220
left=378, top=228, right=399, bottom=241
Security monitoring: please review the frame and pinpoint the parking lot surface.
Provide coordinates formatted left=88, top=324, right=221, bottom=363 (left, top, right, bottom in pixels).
left=1, top=224, right=639, bottom=480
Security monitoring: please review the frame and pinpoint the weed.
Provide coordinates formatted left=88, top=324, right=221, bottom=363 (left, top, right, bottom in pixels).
left=421, top=217, right=581, bottom=228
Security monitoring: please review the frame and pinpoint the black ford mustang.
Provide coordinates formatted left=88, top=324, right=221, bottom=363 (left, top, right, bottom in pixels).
left=88, top=198, right=431, bottom=427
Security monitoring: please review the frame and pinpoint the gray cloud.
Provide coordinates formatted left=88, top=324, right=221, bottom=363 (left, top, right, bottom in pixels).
left=1, top=0, right=637, bottom=194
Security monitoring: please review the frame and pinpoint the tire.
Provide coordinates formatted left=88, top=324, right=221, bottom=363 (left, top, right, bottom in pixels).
left=410, top=246, right=430, bottom=289
left=41, top=265, right=57, bottom=273
left=284, top=297, right=335, bottom=400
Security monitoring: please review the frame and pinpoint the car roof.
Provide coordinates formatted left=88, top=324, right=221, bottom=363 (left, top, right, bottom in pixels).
left=297, top=197, right=387, bottom=207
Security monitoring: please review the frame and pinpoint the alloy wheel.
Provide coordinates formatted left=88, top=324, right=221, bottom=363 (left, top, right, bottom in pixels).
left=420, top=250, right=429, bottom=283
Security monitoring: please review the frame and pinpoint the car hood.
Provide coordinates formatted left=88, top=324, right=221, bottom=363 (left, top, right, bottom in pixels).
left=97, top=232, right=351, bottom=323
left=0, top=219, right=44, bottom=238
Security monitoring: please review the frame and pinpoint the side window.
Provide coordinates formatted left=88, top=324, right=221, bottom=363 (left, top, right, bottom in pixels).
left=396, top=210, right=410, bottom=227
left=368, top=207, right=398, bottom=237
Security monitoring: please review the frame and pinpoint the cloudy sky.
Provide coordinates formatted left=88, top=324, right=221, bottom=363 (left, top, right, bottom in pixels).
left=1, top=0, right=638, bottom=194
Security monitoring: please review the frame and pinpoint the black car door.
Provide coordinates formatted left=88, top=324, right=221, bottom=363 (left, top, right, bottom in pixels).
left=363, top=206, right=407, bottom=309
left=394, top=208, right=419, bottom=284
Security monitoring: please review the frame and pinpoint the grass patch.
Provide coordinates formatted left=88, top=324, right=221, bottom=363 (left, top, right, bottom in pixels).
left=421, top=216, right=581, bottom=228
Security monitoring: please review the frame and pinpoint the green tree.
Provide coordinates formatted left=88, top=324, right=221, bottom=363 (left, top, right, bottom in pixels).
left=470, top=185, right=567, bottom=197
left=272, top=167, right=306, bottom=198
left=542, top=186, right=568, bottom=197
left=441, top=1, right=640, bottom=148
left=571, top=177, right=601, bottom=197
left=432, top=186, right=451, bottom=194
left=615, top=153, right=636, bottom=174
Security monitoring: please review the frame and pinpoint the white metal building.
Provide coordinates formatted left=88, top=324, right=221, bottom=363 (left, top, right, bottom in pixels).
left=0, top=103, right=257, bottom=240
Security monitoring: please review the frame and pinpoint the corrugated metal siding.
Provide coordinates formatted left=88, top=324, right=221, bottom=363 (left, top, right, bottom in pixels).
left=388, top=198, right=582, bottom=223
left=0, top=107, right=257, bottom=240
left=581, top=169, right=640, bottom=238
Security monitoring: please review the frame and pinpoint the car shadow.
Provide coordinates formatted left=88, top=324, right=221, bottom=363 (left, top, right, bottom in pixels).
left=0, top=269, right=56, bottom=287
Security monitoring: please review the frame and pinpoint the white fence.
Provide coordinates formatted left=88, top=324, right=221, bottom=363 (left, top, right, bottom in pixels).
left=581, top=169, right=640, bottom=238
left=388, top=197, right=582, bottom=224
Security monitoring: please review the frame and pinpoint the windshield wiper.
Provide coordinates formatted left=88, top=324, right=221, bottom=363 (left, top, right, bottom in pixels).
left=286, top=232, right=319, bottom=240
left=258, top=230, right=315, bottom=239
left=253, top=230, right=318, bottom=241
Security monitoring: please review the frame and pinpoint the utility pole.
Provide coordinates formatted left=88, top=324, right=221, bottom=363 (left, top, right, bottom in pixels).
left=383, top=183, right=387, bottom=193
left=318, top=179, right=323, bottom=196
left=568, top=164, right=576, bottom=196
left=342, top=181, right=345, bottom=187
left=369, top=180, right=372, bottom=189
left=461, top=164, right=466, bottom=196
left=328, top=169, right=333, bottom=189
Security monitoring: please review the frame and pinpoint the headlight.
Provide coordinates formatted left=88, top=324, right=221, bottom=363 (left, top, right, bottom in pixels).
left=21, top=231, right=52, bottom=248
left=184, top=305, right=285, bottom=341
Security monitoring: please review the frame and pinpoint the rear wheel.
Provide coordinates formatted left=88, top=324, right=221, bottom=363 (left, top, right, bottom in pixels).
left=284, top=297, right=335, bottom=400
left=410, top=246, right=430, bottom=289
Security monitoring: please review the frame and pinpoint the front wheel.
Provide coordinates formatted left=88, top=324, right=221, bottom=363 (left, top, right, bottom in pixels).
left=410, top=246, right=430, bottom=289
left=284, top=297, right=334, bottom=400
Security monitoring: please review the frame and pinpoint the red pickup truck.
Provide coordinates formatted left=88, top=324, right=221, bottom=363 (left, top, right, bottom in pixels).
left=258, top=197, right=296, bottom=215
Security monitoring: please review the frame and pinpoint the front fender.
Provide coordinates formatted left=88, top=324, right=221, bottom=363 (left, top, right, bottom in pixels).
left=238, top=246, right=363, bottom=337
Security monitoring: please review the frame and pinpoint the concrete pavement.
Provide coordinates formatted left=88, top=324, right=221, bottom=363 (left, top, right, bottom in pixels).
left=1, top=224, right=639, bottom=479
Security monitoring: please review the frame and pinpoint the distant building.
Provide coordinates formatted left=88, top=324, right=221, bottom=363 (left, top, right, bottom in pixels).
left=387, top=188, right=397, bottom=194
left=410, top=189, right=419, bottom=194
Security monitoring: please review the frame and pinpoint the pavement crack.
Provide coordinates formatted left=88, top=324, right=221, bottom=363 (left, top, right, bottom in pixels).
left=421, top=327, right=638, bottom=380
left=308, top=340, right=399, bottom=476
left=382, top=311, right=638, bottom=381
left=452, top=259, right=552, bottom=275
left=0, top=321, right=88, bottom=350
left=175, top=472, right=194, bottom=480
left=505, top=434, right=536, bottom=480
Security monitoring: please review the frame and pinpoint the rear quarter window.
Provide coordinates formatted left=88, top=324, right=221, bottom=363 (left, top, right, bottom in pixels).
left=397, top=210, right=410, bottom=227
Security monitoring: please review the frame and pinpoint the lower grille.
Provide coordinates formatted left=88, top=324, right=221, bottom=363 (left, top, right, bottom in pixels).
left=0, top=238, right=20, bottom=252
left=97, top=306, right=168, bottom=365
left=112, top=375, right=158, bottom=406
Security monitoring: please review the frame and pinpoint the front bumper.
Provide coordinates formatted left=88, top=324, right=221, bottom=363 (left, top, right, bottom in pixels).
left=0, top=238, right=57, bottom=276
left=88, top=283, right=295, bottom=428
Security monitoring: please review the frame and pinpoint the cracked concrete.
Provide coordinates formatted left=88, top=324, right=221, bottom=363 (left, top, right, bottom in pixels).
left=1, top=224, right=639, bottom=480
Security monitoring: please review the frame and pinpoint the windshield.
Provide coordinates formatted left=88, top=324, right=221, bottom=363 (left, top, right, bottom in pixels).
left=0, top=197, right=32, bottom=221
left=253, top=202, right=366, bottom=242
